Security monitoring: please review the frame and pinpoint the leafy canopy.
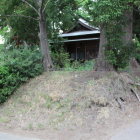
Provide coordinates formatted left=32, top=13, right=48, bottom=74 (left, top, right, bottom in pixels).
left=84, top=0, right=140, bottom=69
left=0, top=0, right=80, bottom=43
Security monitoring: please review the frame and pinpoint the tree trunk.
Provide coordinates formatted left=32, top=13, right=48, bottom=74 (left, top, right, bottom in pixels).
left=123, top=9, right=133, bottom=43
left=94, top=27, right=115, bottom=71
left=130, top=58, right=140, bottom=68
left=39, top=11, right=54, bottom=71
left=123, top=6, right=139, bottom=68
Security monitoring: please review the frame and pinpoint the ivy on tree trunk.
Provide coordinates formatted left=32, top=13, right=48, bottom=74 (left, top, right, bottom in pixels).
left=85, top=0, right=139, bottom=71
left=95, top=27, right=114, bottom=71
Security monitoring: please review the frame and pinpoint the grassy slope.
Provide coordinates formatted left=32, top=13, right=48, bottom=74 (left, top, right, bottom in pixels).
left=0, top=70, right=140, bottom=132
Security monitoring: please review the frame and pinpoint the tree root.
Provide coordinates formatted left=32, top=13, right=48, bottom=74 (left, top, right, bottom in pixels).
left=116, top=97, right=125, bottom=111
left=131, top=88, right=140, bottom=102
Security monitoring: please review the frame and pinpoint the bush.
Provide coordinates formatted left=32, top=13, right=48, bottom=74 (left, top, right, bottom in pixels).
left=0, top=66, right=20, bottom=103
left=0, top=45, right=43, bottom=103
left=105, top=42, right=136, bottom=69
left=64, top=59, right=95, bottom=71
left=4, top=45, right=43, bottom=79
left=134, top=35, right=140, bottom=64
left=51, top=47, right=95, bottom=71
left=51, top=48, right=71, bottom=69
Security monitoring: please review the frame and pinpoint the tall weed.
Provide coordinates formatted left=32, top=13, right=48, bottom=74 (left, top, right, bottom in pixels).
left=64, top=60, right=95, bottom=71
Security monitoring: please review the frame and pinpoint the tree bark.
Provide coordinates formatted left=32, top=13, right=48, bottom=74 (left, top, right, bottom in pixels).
left=94, top=27, right=115, bottom=71
left=123, top=5, right=140, bottom=68
left=130, top=58, right=140, bottom=68
left=21, top=0, right=54, bottom=71
left=123, top=9, right=133, bottom=43
left=39, top=11, right=54, bottom=71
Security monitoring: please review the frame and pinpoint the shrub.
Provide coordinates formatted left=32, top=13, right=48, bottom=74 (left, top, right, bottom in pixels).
left=105, top=42, right=136, bottom=69
left=51, top=48, right=71, bottom=69
left=134, top=35, right=140, bottom=64
left=64, top=59, right=95, bottom=71
left=4, top=45, right=43, bottom=79
left=51, top=47, right=95, bottom=71
left=0, top=45, right=43, bottom=103
left=0, top=66, right=20, bottom=103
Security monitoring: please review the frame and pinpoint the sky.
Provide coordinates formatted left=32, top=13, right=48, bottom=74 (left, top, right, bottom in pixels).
left=0, top=36, right=4, bottom=44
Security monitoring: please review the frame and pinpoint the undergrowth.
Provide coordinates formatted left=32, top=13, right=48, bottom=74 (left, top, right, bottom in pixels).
left=51, top=47, right=95, bottom=71
left=64, top=59, right=95, bottom=71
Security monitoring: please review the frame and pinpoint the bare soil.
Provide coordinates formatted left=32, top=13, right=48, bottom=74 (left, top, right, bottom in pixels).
left=0, top=70, right=140, bottom=140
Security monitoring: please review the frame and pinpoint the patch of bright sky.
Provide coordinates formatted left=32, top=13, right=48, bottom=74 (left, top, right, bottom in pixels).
left=0, top=36, right=4, bottom=44
left=0, top=26, right=11, bottom=44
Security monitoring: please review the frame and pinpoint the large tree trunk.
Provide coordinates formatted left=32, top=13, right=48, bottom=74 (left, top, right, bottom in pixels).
left=39, top=11, right=54, bottom=71
left=123, top=6, right=139, bottom=68
left=94, top=27, right=114, bottom=71
left=123, top=9, right=133, bottom=44
left=21, top=0, right=54, bottom=71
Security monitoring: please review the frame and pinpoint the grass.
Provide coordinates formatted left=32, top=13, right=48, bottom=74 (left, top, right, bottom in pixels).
left=0, top=70, right=140, bottom=131
left=85, top=80, right=95, bottom=85
left=28, top=123, right=33, bottom=130
left=0, top=117, right=10, bottom=123
left=37, top=123, right=44, bottom=130
left=63, top=59, right=95, bottom=71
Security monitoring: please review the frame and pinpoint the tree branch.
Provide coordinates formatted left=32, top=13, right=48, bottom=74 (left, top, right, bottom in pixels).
left=21, top=0, right=39, bottom=15
left=34, top=0, right=39, bottom=9
left=133, top=8, right=140, bottom=12
left=40, top=0, right=44, bottom=13
left=75, top=0, right=87, bottom=6
left=131, top=88, right=140, bottom=102
left=0, top=14, right=39, bottom=21
left=42, top=0, right=50, bottom=13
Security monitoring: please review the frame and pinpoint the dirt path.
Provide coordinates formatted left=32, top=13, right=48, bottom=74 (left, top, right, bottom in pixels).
left=111, top=120, right=140, bottom=140
left=1, top=112, right=140, bottom=140
left=1, top=119, right=140, bottom=140
left=0, top=132, right=40, bottom=140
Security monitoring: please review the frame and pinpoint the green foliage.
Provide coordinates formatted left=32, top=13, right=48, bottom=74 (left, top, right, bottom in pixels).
left=0, top=44, right=4, bottom=65
left=85, top=0, right=128, bottom=25
left=105, top=50, right=117, bottom=65
left=4, top=45, right=43, bottom=78
left=105, top=42, right=136, bottom=69
left=0, top=0, right=39, bottom=43
left=85, top=0, right=137, bottom=69
left=64, top=59, right=95, bottom=71
left=104, top=22, right=136, bottom=69
left=0, top=26, right=14, bottom=45
left=134, top=35, right=140, bottom=63
left=0, top=0, right=79, bottom=43
left=0, top=45, right=43, bottom=103
left=0, top=26, right=8, bottom=38
left=47, top=0, right=79, bottom=37
left=0, top=66, right=19, bottom=103
left=75, top=0, right=88, bottom=6
left=51, top=46, right=95, bottom=71
left=51, top=48, right=71, bottom=69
